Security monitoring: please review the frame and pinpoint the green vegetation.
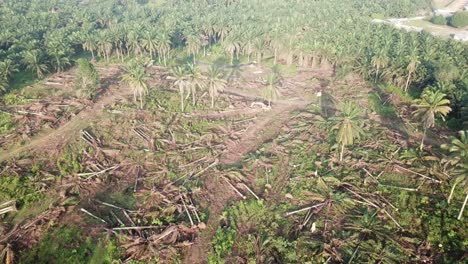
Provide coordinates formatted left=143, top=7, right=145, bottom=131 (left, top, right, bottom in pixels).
left=75, top=58, right=100, bottom=99
left=0, top=112, right=14, bottom=135
left=449, top=11, right=468, bottom=28
left=19, top=226, right=121, bottom=264
left=431, top=15, right=447, bottom=25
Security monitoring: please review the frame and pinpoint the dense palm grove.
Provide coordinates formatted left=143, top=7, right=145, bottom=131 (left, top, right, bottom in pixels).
left=0, top=0, right=467, bottom=263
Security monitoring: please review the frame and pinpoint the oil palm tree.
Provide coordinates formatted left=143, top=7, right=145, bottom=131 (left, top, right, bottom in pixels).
left=157, top=32, right=172, bottom=66
left=413, top=90, right=451, bottom=150
left=404, top=49, right=420, bottom=92
left=442, top=130, right=468, bottom=220
left=186, top=63, right=205, bottom=106
left=205, top=66, right=227, bottom=108
left=141, top=31, right=158, bottom=59
left=329, top=101, right=365, bottom=162
left=0, top=77, right=8, bottom=93
left=442, top=130, right=468, bottom=169
left=0, top=59, right=18, bottom=80
left=262, top=73, right=281, bottom=107
left=185, top=34, right=201, bottom=64
left=22, top=50, right=48, bottom=78
left=82, top=33, right=97, bottom=60
left=371, top=49, right=389, bottom=83
left=121, top=62, right=150, bottom=109
left=169, top=66, right=190, bottom=112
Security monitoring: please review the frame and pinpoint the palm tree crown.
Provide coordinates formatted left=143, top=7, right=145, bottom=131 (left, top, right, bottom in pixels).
left=413, top=90, right=451, bottom=150
left=329, top=101, right=365, bottom=161
left=121, top=61, right=150, bottom=109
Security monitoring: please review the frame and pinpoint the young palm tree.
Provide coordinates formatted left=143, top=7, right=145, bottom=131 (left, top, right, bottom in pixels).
left=262, top=73, right=281, bottom=107
left=404, top=49, right=420, bottom=92
left=371, top=49, right=389, bottom=83
left=75, top=58, right=100, bottom=99
left=82, top=34, right=97, bottom=60
left=22, top=50, right=48, bottom=78
left=157, top=32, right=172, bottom=66
left=329, top=101, right=365, bottom=162
left=413, top=90, right=452, bottom=150
left=169, top=66, right=190, bottom=112
left=0, top=59, right=18, bottom=80
left=121, top=62, right=150, bottom=109
left=141, top=31, right=158, bottom=59
left=185, top=34, right=201, bottom=64
left=442, top=130, right=468, bottom=169
left=0, top=77, right=8, bottom=93
left=97, top=31, right=113, bottom=61
left=186, top=63, right=205, bottom=106
left=222, top=36, right=241, bottom=65
left=49, top=51, right=71, bottom=73
left=205, top=66, right=227, bottom=108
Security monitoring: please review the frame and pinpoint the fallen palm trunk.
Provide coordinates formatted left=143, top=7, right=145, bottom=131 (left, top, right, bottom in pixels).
left=0, top=201, right=16, bottom=215
left=180, top=195, right=194, bottom=226
left=78, top=166, right=118, bottom=179
left=344, top=187, right=403, bottom=229
left=113, top=226, right=164, bottom=230
left=192, top=159, right=219, bottom=178
left=394, top=165, right=441, bottom=183
left=80, top=208, right=107, bottom=223
left=81, top=130, right=102, bottom=147
left=223, top=177, right=246, bottom=199
left=16, top=110, right=58, bottom=122
left=285, top=202, right=326, bottom=216
left=241, top=183, right=260, bottom=200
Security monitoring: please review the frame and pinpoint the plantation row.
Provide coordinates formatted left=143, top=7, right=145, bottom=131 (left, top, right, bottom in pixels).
left=0, top=0, right=466, bottom=128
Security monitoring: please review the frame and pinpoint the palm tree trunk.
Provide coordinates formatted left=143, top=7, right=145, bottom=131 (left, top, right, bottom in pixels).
left=340, top=144, right=345, bottom=162
left=405, top=71, right=412, bottom=92
left=420, top=127, right=427, bottom=151
left=458, top=193, right=467, bottom=220
left=192, top=86, right=196, bottom=106
left=140, top=90, right=143, bottom=109
left=180, top=89, right=184, bottom=112
left=91, top=50, right=95, bottom=60
left=211, top=94, right=214, bottom=108
left=448, top=181, right=459, bottom=204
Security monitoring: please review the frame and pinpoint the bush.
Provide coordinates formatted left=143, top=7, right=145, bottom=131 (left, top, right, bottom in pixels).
left=19, top=226, right=121, bottom=264
left=431, top=15, right=447, bottom=25
left=0, top=112, right=14, bottom=135
left=449, top=11, right=468, bottom=28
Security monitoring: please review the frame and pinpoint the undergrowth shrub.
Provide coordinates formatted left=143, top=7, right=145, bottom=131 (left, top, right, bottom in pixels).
left=449, top=11, right=468, bottom=28
left=19, top=226, right=121, bottom=264
left=0, top=112, right=14, bottom=135
left=431, top=15, right=447, bottom=25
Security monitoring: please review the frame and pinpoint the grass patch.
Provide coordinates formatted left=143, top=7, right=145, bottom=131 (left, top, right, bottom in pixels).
left=0, top=112, right=15, bottom=135
left=380, top=84, right=414, bottom=103
left=368, top=92, right=398, bottom=118
left=9, top=71, right=39, bottom=91
left=19, top=225, right=121, bottom=264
